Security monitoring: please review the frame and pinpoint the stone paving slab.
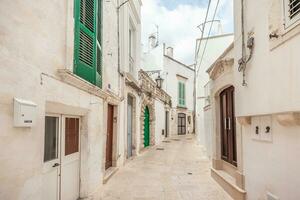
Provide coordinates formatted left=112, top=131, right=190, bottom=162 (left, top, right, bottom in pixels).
left=100, top=135, right=232, bottom=200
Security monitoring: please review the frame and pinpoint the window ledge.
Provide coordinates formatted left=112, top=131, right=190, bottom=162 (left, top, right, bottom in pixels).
left=177, top=105, right=187, bottom=109
left=269, top=22, right=300, bottom=51
left=275, top=112, right=300, bottom=126
left=57, top=69, right=107, bottom=99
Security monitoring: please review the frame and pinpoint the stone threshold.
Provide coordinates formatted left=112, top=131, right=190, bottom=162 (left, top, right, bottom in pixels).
left=103, top=167, right=119, bottom=184
left=211, top=168, right=246, bottom=200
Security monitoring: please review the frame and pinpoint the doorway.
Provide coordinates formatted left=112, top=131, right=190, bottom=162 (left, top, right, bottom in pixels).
left=127, top=96, right=133, bottom=158
left=144, top=106, right=150, bottom=147
left=220, top=86, right=237, bottom=166
left=165, top=111, right=169, bottom=138
left=178, top=113, right=186, bottom=135
left=42, top=115, right=80, bottom=200
left=106, top=104, right=114, bottom=170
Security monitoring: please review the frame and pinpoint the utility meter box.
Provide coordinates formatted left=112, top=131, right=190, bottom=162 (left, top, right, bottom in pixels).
left=14, top=98, right=37, bottom=127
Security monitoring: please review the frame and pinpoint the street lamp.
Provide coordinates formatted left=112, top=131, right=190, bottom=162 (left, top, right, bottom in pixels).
left=155, top=75, right=163, bottom=88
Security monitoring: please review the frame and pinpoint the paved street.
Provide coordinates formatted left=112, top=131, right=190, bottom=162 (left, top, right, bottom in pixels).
left=101, top=135, right=232, bottom=200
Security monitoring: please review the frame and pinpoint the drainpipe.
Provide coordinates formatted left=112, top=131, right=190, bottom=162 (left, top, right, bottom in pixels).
left=117, top=0, right=131, bottom=161
left=193, top=64, right=196, bottom=134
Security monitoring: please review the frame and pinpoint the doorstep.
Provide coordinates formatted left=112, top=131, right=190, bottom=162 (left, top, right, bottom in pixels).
left=211, top=168, right=246, bottom=200
left=103, top=167, right=119, bottom=184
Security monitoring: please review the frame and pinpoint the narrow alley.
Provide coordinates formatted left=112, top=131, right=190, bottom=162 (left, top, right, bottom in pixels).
left=102, top=136, right=231, bottom=200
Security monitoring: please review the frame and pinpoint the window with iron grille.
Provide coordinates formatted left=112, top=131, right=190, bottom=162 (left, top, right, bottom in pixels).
left=285, top=0, right=300, bottom=27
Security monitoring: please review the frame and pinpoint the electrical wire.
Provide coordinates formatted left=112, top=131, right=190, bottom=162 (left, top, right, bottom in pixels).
left=194, top=0, right=212, bottom=67
left=196, top=0, right=221, bottom=76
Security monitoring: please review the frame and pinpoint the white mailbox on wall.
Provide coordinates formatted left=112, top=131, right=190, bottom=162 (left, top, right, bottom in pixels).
left=14, top=98, right=37, bottom=127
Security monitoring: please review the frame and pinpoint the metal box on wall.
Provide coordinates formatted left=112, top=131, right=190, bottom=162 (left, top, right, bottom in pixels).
left=14, top=98, right=37, bottom=127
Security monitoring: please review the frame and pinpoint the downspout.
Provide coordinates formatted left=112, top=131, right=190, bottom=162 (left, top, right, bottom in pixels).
left=193, top=63, right=196, bottom=134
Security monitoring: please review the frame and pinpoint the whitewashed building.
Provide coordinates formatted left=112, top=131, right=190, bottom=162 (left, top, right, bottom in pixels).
left=142, top=37, right=195, bottom=136
left=207, top=0, right=300, bottom=199
left=195, top=33, right=233, bottom=158
left=0, top=0, right=143, bottom=199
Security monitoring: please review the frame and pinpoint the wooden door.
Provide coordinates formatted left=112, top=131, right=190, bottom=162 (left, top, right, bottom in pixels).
left=220, top=86, right=237, bottom=166
left=106, top=105, right=114, bottom=170
left=178, top=113, right=186, bottom=135
left=143, top=106, right=150, bottom=147
left=42, top=115, right=80, bottom=200
left=165, top=111, right=169, bottom=138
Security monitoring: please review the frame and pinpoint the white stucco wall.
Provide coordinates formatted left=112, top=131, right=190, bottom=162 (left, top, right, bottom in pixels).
left=163, top=56, right=194, bottom=111
left=195, top=34, right=233, bottom=149
left=233, top=0, right=300, bottom=199
left=0, top=0, right=142, bottom=199
left=154, top=100, right=166, bottom=144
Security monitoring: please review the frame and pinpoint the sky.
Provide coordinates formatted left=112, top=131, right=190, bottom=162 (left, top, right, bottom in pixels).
left=141, top=0, right=234, bottom=65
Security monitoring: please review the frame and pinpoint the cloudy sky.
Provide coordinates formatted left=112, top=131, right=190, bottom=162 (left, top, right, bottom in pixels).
left=141, top=0, right=234, bottom=65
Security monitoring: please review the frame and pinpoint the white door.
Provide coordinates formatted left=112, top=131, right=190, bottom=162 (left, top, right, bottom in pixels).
left=61, top=116, right=80, bottom=200
left=42, top=115, right=80, bottom=200
left=42, top=115, right=61, bottom=200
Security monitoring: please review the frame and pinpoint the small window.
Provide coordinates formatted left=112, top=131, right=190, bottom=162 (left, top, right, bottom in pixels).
left=129, top=24, right=136, bottom=75
left=44, top=116, right=59, bottom=162
left=284, top=0, right=300, bottom=28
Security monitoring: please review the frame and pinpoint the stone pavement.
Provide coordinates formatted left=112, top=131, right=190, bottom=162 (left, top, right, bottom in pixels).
left=101, top=135, right=232, bottom=200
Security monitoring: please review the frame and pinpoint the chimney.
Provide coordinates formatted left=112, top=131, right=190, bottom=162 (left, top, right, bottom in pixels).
left=148, top=35, right=157, bottom=50
left=166, top=47, right=173, bottom=58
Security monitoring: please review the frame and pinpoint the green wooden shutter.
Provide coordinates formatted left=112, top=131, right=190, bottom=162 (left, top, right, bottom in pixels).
left=74, top=0, right=97, bottom=85
left=96, top=0, right=102, bottom=87
left=178, top=82, right=181, bottom=105
left=182, top=83, right=185, bottom=106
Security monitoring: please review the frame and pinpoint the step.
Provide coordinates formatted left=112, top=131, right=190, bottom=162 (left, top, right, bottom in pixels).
left=103, top=167, right=119, bottom=184
left=211, top=168, right=246, bottom=200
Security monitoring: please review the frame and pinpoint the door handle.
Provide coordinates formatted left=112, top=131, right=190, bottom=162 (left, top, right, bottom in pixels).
left=52, top=163, right=60, bottom=168
left=228, top=117, right=231, bottom=130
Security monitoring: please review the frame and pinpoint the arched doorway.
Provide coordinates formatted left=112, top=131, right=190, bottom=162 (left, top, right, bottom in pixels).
left=144, top=106, right=150, bottom=147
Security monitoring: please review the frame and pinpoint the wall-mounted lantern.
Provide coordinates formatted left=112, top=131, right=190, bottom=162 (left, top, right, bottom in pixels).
left=155, top=75, right=163, bottom=88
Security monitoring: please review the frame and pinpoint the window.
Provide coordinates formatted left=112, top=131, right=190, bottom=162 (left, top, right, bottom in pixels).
left=289, top=0, right=300, bottom=19
left=284, top=0, right=300, bottom=28
left=178, top=82, right=186, bottom=107
left=74, top=0, right=102, bottom=87
left=44, top=116, right=59, bottom=162
left=129, top=24, right=135, bottom=75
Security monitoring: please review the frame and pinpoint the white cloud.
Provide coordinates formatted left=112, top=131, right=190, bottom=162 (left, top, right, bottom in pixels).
left=141, top=0, right=233, bottom=65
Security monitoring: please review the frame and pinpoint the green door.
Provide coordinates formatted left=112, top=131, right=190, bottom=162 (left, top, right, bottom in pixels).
left=144, top=106, right=150, bottom=147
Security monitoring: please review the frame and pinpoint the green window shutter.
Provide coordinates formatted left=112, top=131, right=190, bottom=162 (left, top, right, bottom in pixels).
left=74, top=0, right=97, bottom=85
left=178, top=82, right=181, bottom=105
left=182, top=83, right=185, bottom=106
left=96, top=0, right=102, bottom=88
